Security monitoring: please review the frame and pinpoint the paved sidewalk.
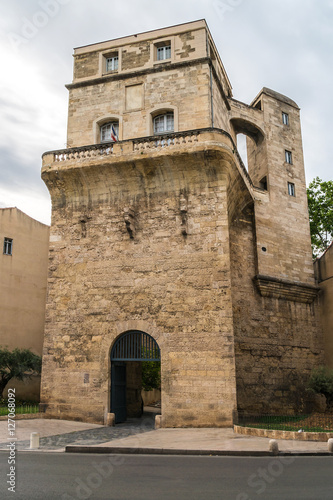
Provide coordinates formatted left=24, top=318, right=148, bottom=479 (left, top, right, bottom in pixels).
left=66, top=427, right=332, bottom=456
left=0, top=411, right=332, bottom=456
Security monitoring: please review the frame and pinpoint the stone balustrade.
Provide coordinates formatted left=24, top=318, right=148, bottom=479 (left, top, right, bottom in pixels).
left=53, top=143, right=114, bottom=162
left=43, top=128, right=251, bottom=186
left=133, top=131, right=199, bottom=151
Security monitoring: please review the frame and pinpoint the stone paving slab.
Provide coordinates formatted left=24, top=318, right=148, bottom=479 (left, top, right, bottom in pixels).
left=0, top=419, right=103, bottom=442
left=0, top=414, right=155, bottom=451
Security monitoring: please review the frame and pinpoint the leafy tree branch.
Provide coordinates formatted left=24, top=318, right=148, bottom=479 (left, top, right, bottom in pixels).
left=307, top=177, right=333, bottom=257
left=0, top=347, right=42, bottom=398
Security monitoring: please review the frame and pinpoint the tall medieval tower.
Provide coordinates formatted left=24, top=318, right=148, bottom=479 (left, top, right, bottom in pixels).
left=40, top=20, right=323, bottom=426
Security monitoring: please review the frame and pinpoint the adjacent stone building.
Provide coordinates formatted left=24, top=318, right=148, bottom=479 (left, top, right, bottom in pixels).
left=314, top=243, right=333, bottom=368
left=0, top=208, right=49, bottom=400
left=40, top=20, right=324, bottom=426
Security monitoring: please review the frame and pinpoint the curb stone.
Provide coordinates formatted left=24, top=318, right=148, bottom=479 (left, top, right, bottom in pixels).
left=64, top=445, right=333, bottom=457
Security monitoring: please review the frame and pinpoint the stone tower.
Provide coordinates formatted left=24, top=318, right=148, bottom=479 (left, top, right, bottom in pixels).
left=40, top=20, right=323, bottom=425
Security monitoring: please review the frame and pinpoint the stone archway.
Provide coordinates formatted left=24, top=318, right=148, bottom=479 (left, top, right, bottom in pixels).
left=230, top=118, right=265, bottom=145
left=230, top=117, right=267, bottom=189
left=110, top=330, right=160, bottom=423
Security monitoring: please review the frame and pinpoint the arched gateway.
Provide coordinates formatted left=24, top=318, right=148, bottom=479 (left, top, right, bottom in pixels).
left=110, top=331, right=160, bottom=423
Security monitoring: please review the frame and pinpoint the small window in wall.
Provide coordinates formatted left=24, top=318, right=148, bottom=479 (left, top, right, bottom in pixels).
left=3, top=237, right=13, bottom=255
left=156, top=42, right=171, bottom=61
left=285, top=150, right=293, bottom=164
left=288, top=182, right=295, bottom=197
left=153, top=112, right=174, bottom=134
left=282, top=112, right=289, bottom=125
left=100, top=122, right=119, bottom=142
left=259, top=176, right=268, bottom=190
left=105, top=53, right=118, bottom=73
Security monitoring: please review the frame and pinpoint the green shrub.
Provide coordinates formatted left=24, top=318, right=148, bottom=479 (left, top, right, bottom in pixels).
left=307, top=366, right=333, bottom=404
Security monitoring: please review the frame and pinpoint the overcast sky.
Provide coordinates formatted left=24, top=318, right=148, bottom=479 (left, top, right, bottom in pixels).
left=0, top=0, right=332, bottom=225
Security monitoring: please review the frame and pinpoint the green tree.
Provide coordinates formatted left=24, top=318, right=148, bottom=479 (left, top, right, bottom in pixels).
left=142, top=360, right=161, bottom=391
left=0, top=347, right=42, bottom=398
left=307, top=177, right=333, bottom=257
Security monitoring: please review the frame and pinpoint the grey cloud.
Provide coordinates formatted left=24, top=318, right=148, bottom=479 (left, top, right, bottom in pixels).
left=0, top=0, right=332, bottom=225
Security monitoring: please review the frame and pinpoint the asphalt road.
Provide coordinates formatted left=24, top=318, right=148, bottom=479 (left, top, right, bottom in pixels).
left=0, top=452, right=332, bottom=500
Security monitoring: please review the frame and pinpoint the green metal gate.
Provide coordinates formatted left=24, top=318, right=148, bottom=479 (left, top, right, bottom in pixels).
left=110, top=331, right=160, bottom=423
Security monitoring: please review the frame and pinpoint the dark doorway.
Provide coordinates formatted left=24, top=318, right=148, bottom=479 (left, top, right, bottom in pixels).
left=110, top=331, right=161, bottom=424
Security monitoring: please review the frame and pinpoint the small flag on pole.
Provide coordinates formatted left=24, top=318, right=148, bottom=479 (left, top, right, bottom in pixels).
left=110, top=125, right=118, bottom=142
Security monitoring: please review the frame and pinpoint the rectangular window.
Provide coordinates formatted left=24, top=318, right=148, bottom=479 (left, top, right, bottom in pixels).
left=153, top=112, right=174, bottom=134
left=285, top=150, right=293, bottom=164
left=282, top=112, right=289, bottom=125
left=106, top=55, right=118, bottom=72
left=157, top=45, right=171, bottom=61
left=3, top=237, right=13, bottom=255
left=288, top=182, right=295, bottom=197
left=100, top=122, right=119, bottom=142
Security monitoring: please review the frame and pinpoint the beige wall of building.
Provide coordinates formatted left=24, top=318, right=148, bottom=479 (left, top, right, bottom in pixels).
left=314, top=243, right=333, bottom=368
left=0, top=208, right=49, bottom=401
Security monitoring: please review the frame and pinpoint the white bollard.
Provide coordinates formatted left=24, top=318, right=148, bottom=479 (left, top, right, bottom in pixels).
left=30, top=432, right=40, bottom=449
left=269, top=439, right=279, bottom=455
left=328, top=438, right=333, bottom=453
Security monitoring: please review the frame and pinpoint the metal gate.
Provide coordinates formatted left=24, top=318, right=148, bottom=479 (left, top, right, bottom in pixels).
left=111, top=331, right=160, bottom=362
left=110, top=331, right=160, bottom=423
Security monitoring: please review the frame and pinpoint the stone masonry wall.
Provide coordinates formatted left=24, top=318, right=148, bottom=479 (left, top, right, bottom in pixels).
left=41, top=148, right=240, bottom=426
left=71, top=24, right=208, bottom=84
left=67, top=63, right=211, bottom=147
left=314, top=244, right=333, bottom=368
left=229, top=207, right=324, bottom=414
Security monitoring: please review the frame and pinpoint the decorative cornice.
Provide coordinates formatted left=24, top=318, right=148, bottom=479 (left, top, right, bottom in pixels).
left=253, top=275, right=319, bottom=304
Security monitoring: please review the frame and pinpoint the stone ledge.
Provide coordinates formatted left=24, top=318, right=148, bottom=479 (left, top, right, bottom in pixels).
left=253, top=275, right=319, bottom=303
left=234, top=425, right=333, bottom=442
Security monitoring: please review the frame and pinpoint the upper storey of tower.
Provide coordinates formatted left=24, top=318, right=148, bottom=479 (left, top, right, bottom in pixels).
left=65, top=20, right=233, bottom=147
left=70, top=19, right=232, bottom=92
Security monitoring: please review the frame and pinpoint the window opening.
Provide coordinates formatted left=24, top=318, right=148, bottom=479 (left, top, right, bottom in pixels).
left=3, top=237, right=13, bottom=255
left=153, top=112, right=174, bottom=134
left=100, top=122, right=119, bottom=142
left=259, top=176, right=268, bottom=190
left=285, top=150, right=293, bottom=164
left=288, top=182, right=295, bottom=197
left=106, top=55, right=118, bottom=72
left=282, top=112, right=289, bottom=126
left=236, top=133, right=248, bottom=170
left=156, top=45, right=171, bottom=61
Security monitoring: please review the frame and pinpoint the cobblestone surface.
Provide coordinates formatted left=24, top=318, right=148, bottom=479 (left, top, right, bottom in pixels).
left=0, top=412, right=156, bottom=450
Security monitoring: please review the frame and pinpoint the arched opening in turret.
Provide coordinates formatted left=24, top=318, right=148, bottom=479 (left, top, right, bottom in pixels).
left=230, top=118, right=267, bottom=189
left=236, top=133, right=249, bottom=170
